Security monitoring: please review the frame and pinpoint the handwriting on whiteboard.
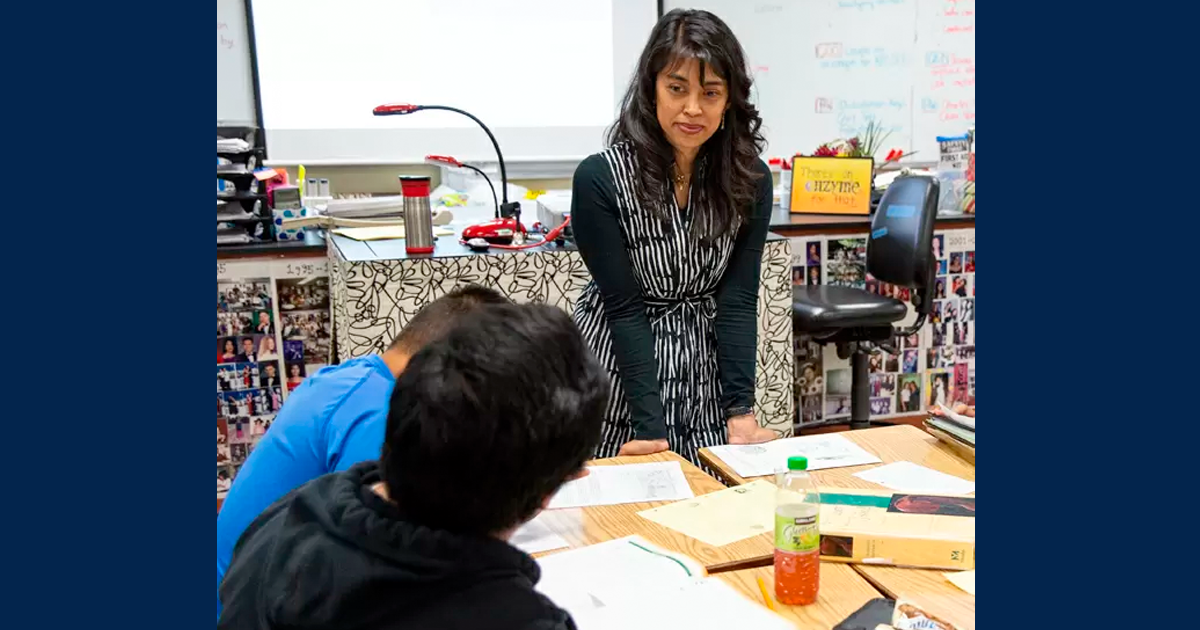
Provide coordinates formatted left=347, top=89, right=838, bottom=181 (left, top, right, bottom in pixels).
left=818, top=46, right=907, bottom=70
left=837, top=112, right=906, bottom=137
left=837, top=0, right=907, bottom=9
left=217, top=21, right=235, bottom=50
left=926, top=54, right=975, bottom=91
left=936, top=0, right=975, bottom=33
left=815, top=43, right=843, bottom=59
left=839, top=99, right=906, bottom=112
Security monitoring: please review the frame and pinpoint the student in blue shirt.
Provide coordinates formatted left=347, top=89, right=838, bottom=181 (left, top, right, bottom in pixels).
left=218, top=303, right=608, bottom=630
left=216, top=285, right=510, bottom=615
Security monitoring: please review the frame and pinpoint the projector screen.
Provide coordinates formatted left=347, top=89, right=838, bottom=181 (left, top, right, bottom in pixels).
left=250, top=0, right=658, bottom=165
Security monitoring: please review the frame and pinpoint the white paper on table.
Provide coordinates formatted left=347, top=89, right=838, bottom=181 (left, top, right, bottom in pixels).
left=536, top=537, right=791, bottom=630
left=638, top=480, right=777, bottom=547
left=853, top=461, right=975, bottom=495
left=509, top=514, right=569, bottom=555
left=566, top=578, right=793, bottom=630
left=547, top=461, right=694, bottom=509
left=943, top=569, right=976, bottom=595
left=707, top=434, right=882, bottom=478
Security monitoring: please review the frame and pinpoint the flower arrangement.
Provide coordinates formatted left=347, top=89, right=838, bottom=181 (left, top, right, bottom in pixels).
left=808, top=120, right=914, bottom=171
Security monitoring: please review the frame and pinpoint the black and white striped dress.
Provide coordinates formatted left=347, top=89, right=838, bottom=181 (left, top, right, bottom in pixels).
left=571, top=143, right=770, bottom=465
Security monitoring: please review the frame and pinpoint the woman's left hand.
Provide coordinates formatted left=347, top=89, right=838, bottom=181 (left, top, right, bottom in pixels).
left=726, top=414, right=776, bottom=445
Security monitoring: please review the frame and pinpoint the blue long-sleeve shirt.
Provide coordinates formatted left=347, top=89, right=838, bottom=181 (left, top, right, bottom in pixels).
left=215, top=355, right=395, bottom=617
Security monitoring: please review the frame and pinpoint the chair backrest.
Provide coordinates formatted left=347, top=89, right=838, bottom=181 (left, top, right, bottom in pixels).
left=866, top=175, right=940, bottom=291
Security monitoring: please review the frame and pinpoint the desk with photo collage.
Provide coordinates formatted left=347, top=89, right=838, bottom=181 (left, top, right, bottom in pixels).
left=788, top=226, right=976, bottom=425
left=216, top=256, right=333, bottom=503
left=212, top=223, right=973, bottom=502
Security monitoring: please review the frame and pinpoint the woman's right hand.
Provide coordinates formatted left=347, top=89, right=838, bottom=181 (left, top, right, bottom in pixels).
left=931, top=403, right=975, bottom=417
left=617, top=439, right=670, bottom=456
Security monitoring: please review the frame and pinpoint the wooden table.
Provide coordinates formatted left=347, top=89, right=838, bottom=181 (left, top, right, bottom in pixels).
left=699, top=426, right=976, bottom=628
left=534, top=452, right=775, bottom=570
left=717, top=564, right=883, bottom=629
left=698, top=425, right=975, bottom=489
left=538, top=451, right=887, bottom=628
left=856, top=566, right=975, bottom=630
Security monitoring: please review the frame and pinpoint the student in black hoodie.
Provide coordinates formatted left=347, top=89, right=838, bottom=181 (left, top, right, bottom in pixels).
left=218, top=302, right=609, bottom=630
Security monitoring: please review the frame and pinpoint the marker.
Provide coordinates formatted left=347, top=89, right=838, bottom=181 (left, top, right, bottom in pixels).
left=298, top=165, right=307, bottom=197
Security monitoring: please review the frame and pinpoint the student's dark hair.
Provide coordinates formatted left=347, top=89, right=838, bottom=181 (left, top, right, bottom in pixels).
left=387, top=285, right=510, bottom=353
left=607, top=8, right=765, bottom=242
left=381, top=303, right=609, bottom=535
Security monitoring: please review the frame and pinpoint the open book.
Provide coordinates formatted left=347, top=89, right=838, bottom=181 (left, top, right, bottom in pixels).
left=535, top=536, right=792, bottom=630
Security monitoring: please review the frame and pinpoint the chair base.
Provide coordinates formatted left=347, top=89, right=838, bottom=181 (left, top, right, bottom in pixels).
left=836, top=334, right=892, bottom=431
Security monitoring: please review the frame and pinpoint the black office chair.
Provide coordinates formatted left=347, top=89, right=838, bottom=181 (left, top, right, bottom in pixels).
left=793, top=175, right=940, bottom=430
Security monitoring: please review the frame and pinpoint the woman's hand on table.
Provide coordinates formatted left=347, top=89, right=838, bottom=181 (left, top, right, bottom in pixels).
left=617, top=439, right=670, bottom=456
left=726, top=414, right=777, bottom=445
left=931, top=403, right=975, bottom=418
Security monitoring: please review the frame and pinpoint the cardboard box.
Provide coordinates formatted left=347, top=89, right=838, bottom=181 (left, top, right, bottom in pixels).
left=816, top=487, right=975, bottom=570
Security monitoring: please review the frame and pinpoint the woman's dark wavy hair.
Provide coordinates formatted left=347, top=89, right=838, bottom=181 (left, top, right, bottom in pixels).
left=607, top=9, right=766, bottom=242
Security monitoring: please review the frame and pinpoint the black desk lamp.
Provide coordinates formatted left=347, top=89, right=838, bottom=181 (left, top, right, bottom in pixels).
left=372, top=104, right=520, bottom=220
left=424, top=154, right=499, bottom=218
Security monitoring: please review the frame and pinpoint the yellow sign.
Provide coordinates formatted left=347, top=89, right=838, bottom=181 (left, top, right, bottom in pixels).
left=790, top=156, right=873, bottom=215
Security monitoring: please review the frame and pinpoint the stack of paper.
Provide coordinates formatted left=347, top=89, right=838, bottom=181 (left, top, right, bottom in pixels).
left=322, top=195, right=406, bottom=219
left=217, top=137, right=251, bottom=152
left=933, top=403, right=975, bottom=431
left=707, top=434, right=882, bottom=478
left=927, top=417, right=975, bottom=446
left=536, top=536, right=792, bottom=630
left=547, top=461, right=694, bottom=509
left=331, top=225, right=456, bottom=241
left=926, top=404, right=976, bottom=457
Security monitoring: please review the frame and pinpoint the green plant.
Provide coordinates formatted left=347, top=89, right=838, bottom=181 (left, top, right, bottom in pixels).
left=844, top=120, right=892, bottom=158
left=812, top=120, right=894, bottom=159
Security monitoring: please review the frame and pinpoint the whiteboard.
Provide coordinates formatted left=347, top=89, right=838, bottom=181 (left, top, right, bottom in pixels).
left=217, top=0, right=256, bottom=125
left=664, top=0, right=975, bottom=160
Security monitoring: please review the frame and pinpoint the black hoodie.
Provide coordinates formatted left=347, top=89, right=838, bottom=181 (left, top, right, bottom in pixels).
left=218, top=462, right=576, bottom=630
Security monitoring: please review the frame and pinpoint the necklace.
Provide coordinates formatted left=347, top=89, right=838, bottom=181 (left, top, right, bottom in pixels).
left=672, top=168, right=690, bottom=188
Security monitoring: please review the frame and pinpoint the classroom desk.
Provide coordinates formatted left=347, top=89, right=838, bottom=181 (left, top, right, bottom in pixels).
left=700, top=425, right=976, bottom=629
left=217, top=229, right=327, bottom=259
left=768, top=206, right=975, bottom=237
left=855, top=566, right=975, bottom=630
left=697, top=425, right=976, bottom=489
left=718, top=564, right=883, bottom=629
left=533, top=451, right=774, bottom=570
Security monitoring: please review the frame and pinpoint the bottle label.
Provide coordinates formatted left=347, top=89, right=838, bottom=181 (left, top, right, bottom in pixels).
left=775, top=512, right=819, bottom=553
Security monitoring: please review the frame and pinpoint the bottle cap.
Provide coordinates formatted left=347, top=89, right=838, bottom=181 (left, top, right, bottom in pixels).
left=787, top=456, right=808, bottom=471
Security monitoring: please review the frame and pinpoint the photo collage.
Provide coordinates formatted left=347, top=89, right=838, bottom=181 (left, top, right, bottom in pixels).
left=217, top=264, right=333, bottom=501
left=790, top=228, right=976, bottom=424
left=278, top=277, right=333, bottom=391
left=218, top=278, right=283, bottom=497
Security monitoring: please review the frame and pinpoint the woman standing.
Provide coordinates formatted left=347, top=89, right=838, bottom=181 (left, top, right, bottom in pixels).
left=572, top=9, right=775, bottom=463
